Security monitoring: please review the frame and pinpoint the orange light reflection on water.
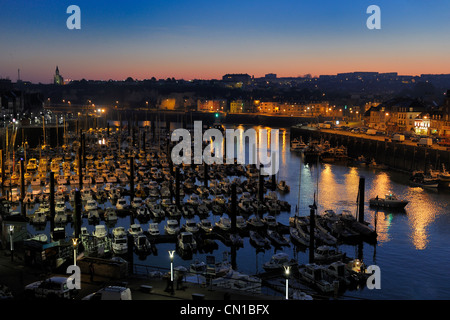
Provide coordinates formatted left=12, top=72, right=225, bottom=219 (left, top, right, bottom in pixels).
left=404, top=187, right=441, bottom=250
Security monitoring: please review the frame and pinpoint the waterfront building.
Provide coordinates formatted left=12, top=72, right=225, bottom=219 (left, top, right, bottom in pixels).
left=197, top=99, right=227, bottom=112
left=414, top=112, right=432, bottom=136
left=230, top=100, right=252, bottom=113
left=443, top=90, right=450, bottom=136
left=158, top=98, right=177, bottom=110
left=365, top=98, right=427, bottom=133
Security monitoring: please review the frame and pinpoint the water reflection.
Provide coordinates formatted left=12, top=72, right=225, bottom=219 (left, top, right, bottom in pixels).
left=405, top=188, right=440, bottom=250
left=370, top=172, right=392, bottom=200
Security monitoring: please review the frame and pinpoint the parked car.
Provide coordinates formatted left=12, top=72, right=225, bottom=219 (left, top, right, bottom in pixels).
left=393, top=134, right=405, bottom=143
left=24, top=276, right=79, bottom=299
left=418, top=138, right=433, bottom=147
left=82, top=286, right=132, bottom=300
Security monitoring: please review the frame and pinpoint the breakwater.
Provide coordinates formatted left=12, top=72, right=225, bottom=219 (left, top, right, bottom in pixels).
left=290, top=126, right=450, bottom=174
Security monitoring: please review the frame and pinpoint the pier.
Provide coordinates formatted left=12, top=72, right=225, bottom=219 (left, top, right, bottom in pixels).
left=290, top=125, right=450, bottom=177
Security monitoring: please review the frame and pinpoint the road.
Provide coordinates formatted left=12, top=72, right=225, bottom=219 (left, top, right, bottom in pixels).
left=301, top=126, right=449, bottom=151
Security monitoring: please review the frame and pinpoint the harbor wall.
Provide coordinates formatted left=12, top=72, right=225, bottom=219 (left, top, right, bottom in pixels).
left=290, top=126, right=450, bottom=174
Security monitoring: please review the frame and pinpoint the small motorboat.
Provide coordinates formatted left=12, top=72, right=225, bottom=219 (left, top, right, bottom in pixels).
left=134, top=235, right=151, bottom=254
left=290, top=227, right=309, bottom=247
left=54, top=210, right=68, bottom=225
left=149, top=203, right=164, bottom=219
left=183, top=219, right=200, bottom=233
left=131, top=197, right=144, bottom=209
left=85, top=199, right=99, bottom=212
left=215, top=217, right=231, bottom=231
left=32, top=211, right=47, bottom=225
left=262, top=215, right=278, bottom=229
left=136, top=205, right=151, bottom=220
left=148, top=223, right=160, bottom=236
left=369, top=193, right=409, bottom=209
left=88, top=210, right=100, bottom=223
left=164, top=219, right=180, bottom=235
left=236, top=216, right=247, bottom=230
left=247, top=216, right=265, bottom=229
left=112, top=227, right=126, bottom=238
left=314, top=245, right=346, bottom=264
left=115, top=197, right=129, bottom=211
left=177, top=231, right=197, bottom=252
left=93, top=225, right=107, bottom=239
left=128, top=224, right=144, bottom=237
left=112, top=235, right=128, bottom=255
left=262, top=252, right=298, bottom=272
left=290, top=138, right=307, bottom=151
left=249, top=230, right=270, bottom=248
left=197, top=219, right=213, bottom=233
left=266, top=229, right=290, bottom=247
left=277, top=180, right=290, bottom=193
left=104, top=207, right=118, bottom=223
left=298, top=263, right=334, bottom=294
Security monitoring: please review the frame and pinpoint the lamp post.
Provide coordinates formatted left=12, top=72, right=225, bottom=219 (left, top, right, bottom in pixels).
left=168, top=250, right=175, bottom=281
left=284, top=265, right=291, bottom=300
left=9, top=225, right=14, bottom=262
left=72, top=238, right=79, bottom=266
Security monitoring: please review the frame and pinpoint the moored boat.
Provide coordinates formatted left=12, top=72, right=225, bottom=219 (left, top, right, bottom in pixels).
left=369, top=192, right=408, bottom=209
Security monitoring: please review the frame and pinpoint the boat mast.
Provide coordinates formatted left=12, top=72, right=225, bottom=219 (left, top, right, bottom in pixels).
left=296, top=156, right=302, bottom=217
left=42, top=115, right=46, bottom=147
left=315, top=153, right=320, bottom=214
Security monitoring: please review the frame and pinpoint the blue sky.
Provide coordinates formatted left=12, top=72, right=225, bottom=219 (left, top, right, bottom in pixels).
left=1, top=0, right=449, bottom=83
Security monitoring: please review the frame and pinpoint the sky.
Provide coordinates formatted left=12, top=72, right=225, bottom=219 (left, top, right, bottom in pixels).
left=1, top=0, right=450, bottom=83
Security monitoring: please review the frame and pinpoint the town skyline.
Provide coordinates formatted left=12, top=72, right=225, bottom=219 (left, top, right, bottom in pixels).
left=5, top=68, right=450, bottom=85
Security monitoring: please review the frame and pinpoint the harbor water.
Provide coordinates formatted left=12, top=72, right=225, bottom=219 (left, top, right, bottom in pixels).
left=11, top=123, right=450, bottom=300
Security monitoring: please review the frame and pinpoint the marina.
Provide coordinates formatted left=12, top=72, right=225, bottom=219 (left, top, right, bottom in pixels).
left=1, top=119, right=450, bottom=300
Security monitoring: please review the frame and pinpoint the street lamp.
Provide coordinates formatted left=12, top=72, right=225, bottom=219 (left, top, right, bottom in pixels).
left=72, top=238, right=79, bottom=266
left=284, top=265, right=291, bottom=300
left=9, top=225, right=14, bottom=262
left=168, top=250, right=175, bottom=281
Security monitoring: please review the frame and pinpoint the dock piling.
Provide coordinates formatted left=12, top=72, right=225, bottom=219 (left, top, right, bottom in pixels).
left=49, top=172, right=55, bottom=231
left=20, top=159, right=25, bottom=217
left=74, top=190, right=82, bottom=239
left=1, top=150, right=4, bottom=191
left=358, top=177, right=365, bottom=223
left=175, top=167, right=180, bottom=208
left=129, top=155, right=135, bottom=203
left=308, top=199, right=317, bottom=264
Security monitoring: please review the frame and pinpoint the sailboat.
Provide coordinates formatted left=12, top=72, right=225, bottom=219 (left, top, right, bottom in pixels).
left=289, top=157, right=309, bottom=246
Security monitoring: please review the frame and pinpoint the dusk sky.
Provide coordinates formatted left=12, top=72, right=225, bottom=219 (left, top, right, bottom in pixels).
left=1, top=0, right=450, bottom=83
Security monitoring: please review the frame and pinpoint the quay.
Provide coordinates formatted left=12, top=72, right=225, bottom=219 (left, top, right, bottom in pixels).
left=290, top=125, right=450, bottom=177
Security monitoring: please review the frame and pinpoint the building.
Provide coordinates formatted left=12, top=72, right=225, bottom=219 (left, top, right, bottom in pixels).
left=365, top=98, right=427, bottom=133
left=197, top=99, right=227, bottom=112
left=158, top=98, right=177, bottom=110
left=414, top=112, right=431, bottom=136
left=230, top=100, right=252, bottom=113
left=257, top=101, right=280, bottom=114
left=264, top=73, right=277, bottom=80
left=222, top=74, right=251, bottom=87
left=443, top=90, right=450, bottom=136
left=54, top=66, right=64, bottom=85
left=254, top=101, right=332, bottom=116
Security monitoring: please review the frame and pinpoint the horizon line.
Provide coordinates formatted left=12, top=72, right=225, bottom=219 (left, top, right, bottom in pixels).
left=6, top=71, right=450, bottom=85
